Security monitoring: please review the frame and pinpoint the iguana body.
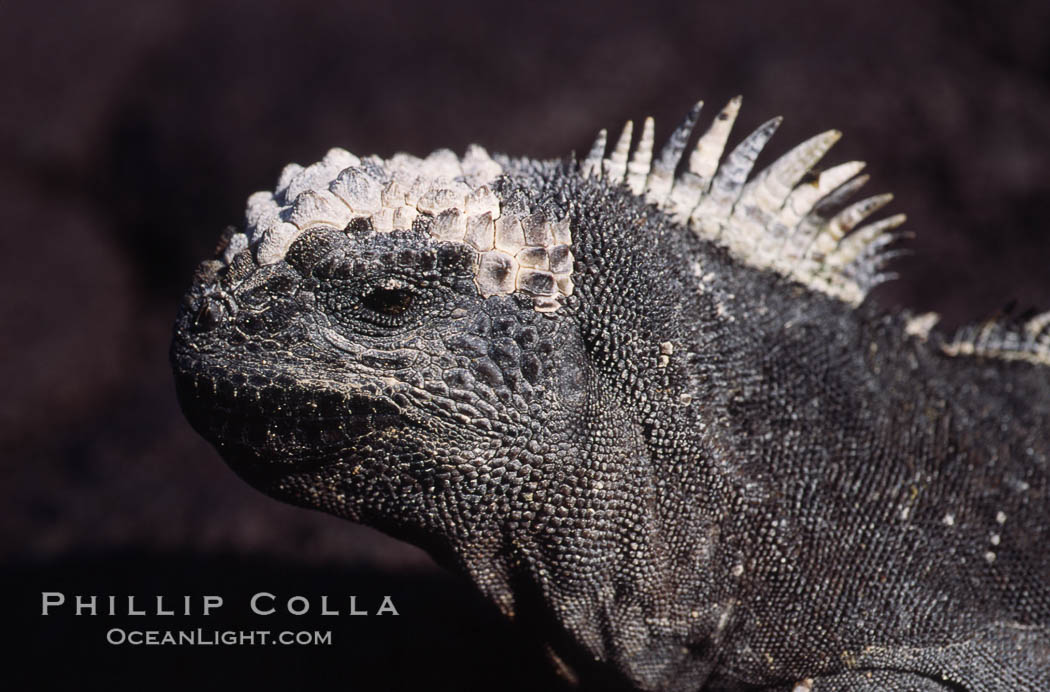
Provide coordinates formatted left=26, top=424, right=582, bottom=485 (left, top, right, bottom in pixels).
left=171, top=97, right=1050, bottom=690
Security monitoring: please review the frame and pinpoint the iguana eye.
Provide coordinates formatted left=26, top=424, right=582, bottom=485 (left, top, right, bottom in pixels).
left=361, top=285, right=415, bottom=317
left=192, top=296, right=225, bottom=332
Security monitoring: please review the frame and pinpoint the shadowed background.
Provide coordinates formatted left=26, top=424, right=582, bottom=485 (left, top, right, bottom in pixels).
left=3, top=1, right=1049, bottom=689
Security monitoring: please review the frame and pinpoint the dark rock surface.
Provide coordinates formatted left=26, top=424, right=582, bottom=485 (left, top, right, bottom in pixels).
left=4, top=1, right=1048, bottom=689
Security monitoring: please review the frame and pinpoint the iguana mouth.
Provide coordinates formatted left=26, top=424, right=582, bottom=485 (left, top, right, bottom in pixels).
left=173, top=361, right=402, bottom=466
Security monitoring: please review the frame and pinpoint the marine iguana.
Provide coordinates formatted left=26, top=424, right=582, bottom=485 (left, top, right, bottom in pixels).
left=171, top=97, right=1050, bottom=690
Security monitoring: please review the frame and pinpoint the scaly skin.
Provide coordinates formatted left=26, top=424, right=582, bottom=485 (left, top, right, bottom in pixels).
left=172, top=117, right=1050, bottom=690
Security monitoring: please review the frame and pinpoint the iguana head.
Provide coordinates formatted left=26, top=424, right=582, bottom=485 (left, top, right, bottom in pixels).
left=171, top=145, right=609, bottom=564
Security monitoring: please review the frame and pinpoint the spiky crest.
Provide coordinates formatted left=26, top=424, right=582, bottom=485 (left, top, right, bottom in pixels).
left=582, top=99, right=1050, bottom=366
left=223, top=95, right=1048, bottom=364
left=945, top=312, right=1050, bottom=366
left=581, top=98, right=906, bottom=306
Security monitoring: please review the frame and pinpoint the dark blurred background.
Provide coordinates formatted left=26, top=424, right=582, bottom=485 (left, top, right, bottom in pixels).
left=3, top=1, right=1049, bottom=689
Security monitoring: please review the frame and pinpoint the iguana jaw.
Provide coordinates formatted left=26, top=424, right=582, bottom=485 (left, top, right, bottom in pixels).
left=172, top=353, right=405, bottom=465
